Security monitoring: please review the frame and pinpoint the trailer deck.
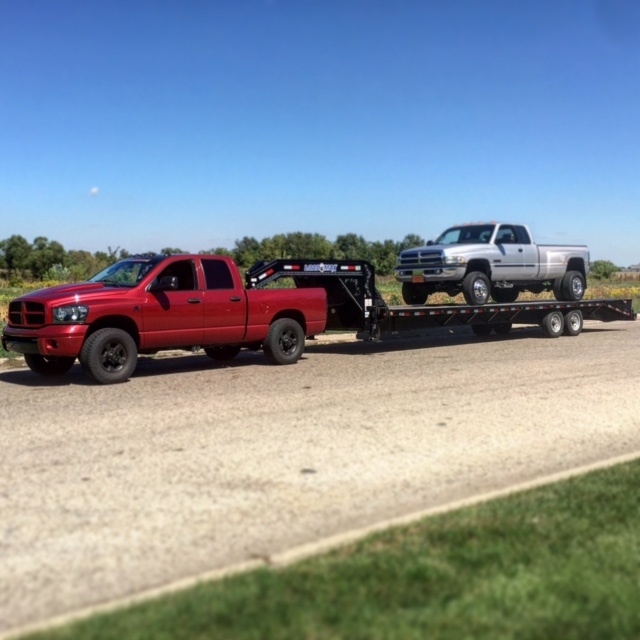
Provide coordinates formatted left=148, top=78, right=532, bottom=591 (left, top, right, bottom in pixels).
left=246, top=259, right=636, bottom=340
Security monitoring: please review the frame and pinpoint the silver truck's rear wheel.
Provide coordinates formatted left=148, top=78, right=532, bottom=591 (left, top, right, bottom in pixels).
left=560, top=271, right=586, bottom=301
left=24, top=354, right=75, bottom=376
left=79, top=328, right=138, bottom=384
left=541, top=311, right=564, bottom=338
left=401, top=283, right=429, bottom=305
left=263, top=318, right=305, bottom=365
left=463, top=271, right=490, bottom=305
left=563, top=310, right=583, bottom=336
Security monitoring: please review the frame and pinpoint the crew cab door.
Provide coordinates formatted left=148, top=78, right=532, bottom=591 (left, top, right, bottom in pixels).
left=141, top=259, right=204, bottom=348
left=492, top=224, right=538, bottom=280
left=200, top=258, right=247, bottom=344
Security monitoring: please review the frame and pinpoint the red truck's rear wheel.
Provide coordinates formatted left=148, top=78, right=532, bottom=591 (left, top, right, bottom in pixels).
left=263, top=318, right=305, bottom=365
left=79, top=328, right=138, bottom=384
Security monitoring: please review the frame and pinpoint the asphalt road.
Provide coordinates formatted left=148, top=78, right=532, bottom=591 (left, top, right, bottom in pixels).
left=1, top=319, right=639, bottom=636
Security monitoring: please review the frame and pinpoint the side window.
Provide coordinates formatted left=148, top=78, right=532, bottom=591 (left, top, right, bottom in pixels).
left=202, top=259, right=235, bottom=290
left=513, top=225, right=532, bottom=244
left=157, top=260, right=196, bottom=290
left=496, top=226, right=517, bottom=244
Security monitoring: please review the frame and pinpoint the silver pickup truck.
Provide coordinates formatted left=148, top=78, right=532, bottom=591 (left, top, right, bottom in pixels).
left=395, top=222, right=590, bottom=305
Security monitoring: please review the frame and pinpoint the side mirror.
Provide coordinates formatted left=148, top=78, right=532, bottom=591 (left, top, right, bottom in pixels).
left=151, top=275, right=179, bottom=291
left=426, top=240, right=434, bottom=246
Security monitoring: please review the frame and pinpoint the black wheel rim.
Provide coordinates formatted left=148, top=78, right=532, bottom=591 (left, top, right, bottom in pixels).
left=101, top=341, right=127, bottom=372
left=279, top=329, right=298, bottom=356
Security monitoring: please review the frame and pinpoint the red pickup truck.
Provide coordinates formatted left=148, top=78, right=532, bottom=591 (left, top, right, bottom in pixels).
left=2, top=254, right=327, bottom=384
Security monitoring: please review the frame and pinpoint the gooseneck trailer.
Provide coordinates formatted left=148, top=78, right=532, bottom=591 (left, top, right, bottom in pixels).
left=246, top=259, right=636, bottom=340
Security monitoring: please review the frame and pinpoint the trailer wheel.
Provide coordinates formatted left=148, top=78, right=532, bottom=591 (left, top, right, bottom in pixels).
left=263, top=318, right=305, bottom=365
left=204, top=345, right=241, bottom=361
left=401, top=283, right=429, bottom=305
left=79, top=328, right=138, bottom=384
left=463, top=271, right=490, bottom=305
left=560, top=271, right=586, bottom=301
left=541, top=311, right=564, bottom=338
left=491, top=287, right=520, bottom=303
left=493, top=323, right=513, bottom=335
left=471, top=324, right=492, bottom=337
left=563, top=310, right=583, bottom=336
left=24, top=354, right=75, bottom=376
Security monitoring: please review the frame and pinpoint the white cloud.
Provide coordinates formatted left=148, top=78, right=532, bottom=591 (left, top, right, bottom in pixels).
left=89, top=187, right=100, bottom=196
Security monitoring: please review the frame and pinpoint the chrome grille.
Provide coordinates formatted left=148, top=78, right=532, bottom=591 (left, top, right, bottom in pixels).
left=8, top=301, right=46, bottom=327
left=398, top=251, right=444, bottom=267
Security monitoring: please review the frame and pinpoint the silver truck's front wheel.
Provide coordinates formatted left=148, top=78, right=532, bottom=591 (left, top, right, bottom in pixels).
left=463, top=271, right=490, bottom=305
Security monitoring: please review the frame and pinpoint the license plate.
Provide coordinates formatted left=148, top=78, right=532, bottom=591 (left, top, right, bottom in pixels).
left=412, top=275, right=425, bottom=283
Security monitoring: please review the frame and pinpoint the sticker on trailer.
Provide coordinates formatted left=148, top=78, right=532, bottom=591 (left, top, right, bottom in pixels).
left=303, top=263, right=338, bottom=273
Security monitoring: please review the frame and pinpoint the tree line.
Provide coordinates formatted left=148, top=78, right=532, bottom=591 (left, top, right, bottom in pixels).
left=0, top=232, right=427, bottom=282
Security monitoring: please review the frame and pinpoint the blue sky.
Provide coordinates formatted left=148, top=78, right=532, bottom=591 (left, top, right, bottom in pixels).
left=1, top=0, right=639, bottom=265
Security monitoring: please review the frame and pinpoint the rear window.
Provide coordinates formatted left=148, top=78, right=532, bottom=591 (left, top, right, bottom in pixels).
left=202, top=259, right=234, bottom=290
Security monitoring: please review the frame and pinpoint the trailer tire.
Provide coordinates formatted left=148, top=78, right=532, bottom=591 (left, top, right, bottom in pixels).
left=204, top=345, right=241, bottom=361
left=263, top=318, right=305, bottom=365
left=563, top=310, right=583, bottom=336
left=471, top=324, right=492, bottom=337
left=79, top=328, right=138, bottom=384
left=463, top=271, right=490, bottom=305
left=24, top=354, right=75, bottom=376
left=541, top=311, right=564, bottom=338
left=401, top=283, right=429, bottom=305
left=560, top=271, right=586, bottom=301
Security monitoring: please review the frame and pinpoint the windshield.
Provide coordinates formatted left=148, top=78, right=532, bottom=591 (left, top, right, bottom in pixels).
left=435, top=225, right=495, bottom=245
left=89, top=260, right=159, bottom=287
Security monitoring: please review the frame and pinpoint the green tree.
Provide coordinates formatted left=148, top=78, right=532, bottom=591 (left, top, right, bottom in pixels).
left=369, top=239, right=399, bottom=276
left=398, top=234, right=426, bottom=251
left=232, top=236, right=262, bottom=268
left=29, top=237, right=67, bottom=279
left=590, top=260, right=619, bottom=280
left=199, top=247, right=233, bottom=257
left=334, top=233, right=371, bottom=261
left=160, top=247, right=188, bottom=255
left=2, top=234, right=33, bottom=276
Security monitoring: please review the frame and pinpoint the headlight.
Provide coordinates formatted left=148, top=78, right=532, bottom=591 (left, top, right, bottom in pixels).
left=444, top=256, right=466, bottom=265
left=53, top=305, right=89, bottom=323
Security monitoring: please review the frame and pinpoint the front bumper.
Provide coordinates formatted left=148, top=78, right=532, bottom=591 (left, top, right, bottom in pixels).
left=2, top=324, right=89, bottom=357
left=394, top=265, right=465, bottom=283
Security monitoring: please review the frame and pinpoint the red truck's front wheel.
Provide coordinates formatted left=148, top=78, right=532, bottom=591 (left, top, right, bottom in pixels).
left=263, top=318, right=305, bottom=365
left=79, top=328, right=138, bottom=384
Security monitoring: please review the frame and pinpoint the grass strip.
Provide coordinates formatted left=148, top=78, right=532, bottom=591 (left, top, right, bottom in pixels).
left=23, top=460, right=640, bottom=640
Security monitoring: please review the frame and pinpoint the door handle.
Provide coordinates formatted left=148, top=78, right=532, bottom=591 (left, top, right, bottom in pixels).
left=188, top=298, right=202, bottom=304
left=518, top=248, right=523, bottom=253
left=230, top=297, right=242, bottom=302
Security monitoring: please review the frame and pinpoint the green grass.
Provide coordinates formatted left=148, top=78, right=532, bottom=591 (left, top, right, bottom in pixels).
left=22, top=460, right=640, bottom=640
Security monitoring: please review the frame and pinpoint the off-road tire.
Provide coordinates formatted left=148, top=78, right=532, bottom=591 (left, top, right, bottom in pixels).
left=79, top=328, right=138, bottom=384
left=263, top=318, right=305, bottom=365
